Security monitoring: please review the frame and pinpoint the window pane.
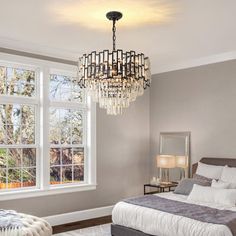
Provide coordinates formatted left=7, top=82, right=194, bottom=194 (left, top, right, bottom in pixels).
left=8, top=148, right=22, bottom=168
left=0, top=67, right=6, bottom=95
left=6, top=125, right=21, bottom=144
left=62, top=166, right=72, bottom=183
left=50, top=148, right=61, bottom=165
left=22, top=124, right=35, bottom=144
left=73, top=148, right=84, bottom=165
left=22, top=149, right=36, bottom=167
left=61, top=125, right=71, bottom=144
left=50, top=167, right=61, bottom=185
left=0, top=105, right=6, bottom=125
left=22, top=105, right=35, bottom=125
left=0, top=126, right=5, bottom=144
left=50, top=127, right=61, bottom=144
left=49, top=108, right=60, bottom=127
left=0, top=148, right=7, bottom=168
left=5, top=67, right=35, bottom=97
left=0, top=168, right=6, bottom=189
left=62, top=148, right=72, bottom=165
left=8, top=168, right=21, bottom=188
left=49, top=74, right=84, bottom=102
left=71, top=111, right=83, bottom=144
left=74, top=165, right=84, bottom=182
left=22, top=168, right=36, bottom=187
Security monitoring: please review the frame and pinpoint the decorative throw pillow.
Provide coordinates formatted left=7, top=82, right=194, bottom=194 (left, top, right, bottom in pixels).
left=187, top=184, right=236, bottom=207
left=193, top=174, right=213, bottom=184
left=211, top=179, right=231, bottom=189
left=174, top=178, right=211, bottom=195
left=221, top=166, right=236, bottom=184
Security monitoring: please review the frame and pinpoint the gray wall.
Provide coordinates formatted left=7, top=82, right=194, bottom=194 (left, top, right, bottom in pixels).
left=0, top=90, right=150, bottom=217
left=150, top=60, right=236, bottom=176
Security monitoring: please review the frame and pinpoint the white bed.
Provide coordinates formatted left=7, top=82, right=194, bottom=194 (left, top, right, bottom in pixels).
left=112, top=192, right=235, bottom=236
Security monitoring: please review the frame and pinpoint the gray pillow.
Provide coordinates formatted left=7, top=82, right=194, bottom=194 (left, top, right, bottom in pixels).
left=193, top=173, right=213, bottom=182
left=174, top=178, right=211, bottom=195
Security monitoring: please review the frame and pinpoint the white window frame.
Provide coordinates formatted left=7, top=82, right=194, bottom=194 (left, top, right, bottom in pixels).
left=0, top=53, right=96, bottom=201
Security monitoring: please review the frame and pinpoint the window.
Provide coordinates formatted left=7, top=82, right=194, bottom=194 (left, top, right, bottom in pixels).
left=0, top=66, right=38, bottom=191
left=49, top=73, right=86, bottom=185
left=0, top=55, right=96, bottom=199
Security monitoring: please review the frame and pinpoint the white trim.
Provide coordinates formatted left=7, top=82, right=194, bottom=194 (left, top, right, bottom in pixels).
left=0, top=184, right=97, bottom=201
left=44, top=205, right=113, bottom=226
left=0, top=36, right=82, bottom=61
left=152, top=50, right=236, bottom=75
left=0, top=52, right=76, bottom=71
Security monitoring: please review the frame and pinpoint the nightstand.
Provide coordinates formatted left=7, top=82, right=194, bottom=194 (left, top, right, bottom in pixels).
left=144, top=182, right=178, bottom=195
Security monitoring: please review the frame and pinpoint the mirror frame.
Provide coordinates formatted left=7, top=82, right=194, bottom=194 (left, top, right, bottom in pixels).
left=159, top=131, right=191, bottom=178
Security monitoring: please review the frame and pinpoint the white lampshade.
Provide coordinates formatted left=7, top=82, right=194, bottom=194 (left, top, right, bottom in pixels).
left=157, top=155, right=176, bottom=168
left=176, top=155, right=188, bottom=168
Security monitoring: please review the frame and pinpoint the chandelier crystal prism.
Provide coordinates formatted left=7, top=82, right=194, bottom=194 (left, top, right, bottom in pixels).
left=77, top=11, right=151, bottom=115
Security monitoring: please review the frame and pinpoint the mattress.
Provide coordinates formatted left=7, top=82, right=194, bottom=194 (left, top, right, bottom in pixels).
left=112, top=192, right=236, bottom=236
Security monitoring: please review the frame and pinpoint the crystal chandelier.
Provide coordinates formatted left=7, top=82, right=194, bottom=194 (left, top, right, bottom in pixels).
left=77, top=11, right=151, bottom=115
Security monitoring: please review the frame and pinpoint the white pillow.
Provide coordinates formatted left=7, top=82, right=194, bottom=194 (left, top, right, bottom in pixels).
left=221, top=166, right=236, bottom=184
left=187, top=184, right=236, bottom=206
left=211, top=179, right=230, bottom=189
left=196, top=162, right=224, bottom=179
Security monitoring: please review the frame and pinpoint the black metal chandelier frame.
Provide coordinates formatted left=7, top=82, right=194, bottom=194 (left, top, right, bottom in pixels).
left=78, top=11, right=151, bottom=91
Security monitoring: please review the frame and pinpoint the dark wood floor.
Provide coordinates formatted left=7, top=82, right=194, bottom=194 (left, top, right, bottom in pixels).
left=52, top=215, right=112, bottom=234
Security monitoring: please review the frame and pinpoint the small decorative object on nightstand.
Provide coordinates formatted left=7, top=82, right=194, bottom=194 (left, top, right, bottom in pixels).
left=144, top=182, right=178, bottom=195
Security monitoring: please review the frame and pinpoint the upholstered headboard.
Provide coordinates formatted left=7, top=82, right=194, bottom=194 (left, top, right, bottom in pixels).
left=192, top=157, right=236, bottom=175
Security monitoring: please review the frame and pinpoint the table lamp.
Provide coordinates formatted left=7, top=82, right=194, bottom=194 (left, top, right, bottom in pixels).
left=176, top=155, right=188, bottom=179
left=157, top=155, right=176, bottom=184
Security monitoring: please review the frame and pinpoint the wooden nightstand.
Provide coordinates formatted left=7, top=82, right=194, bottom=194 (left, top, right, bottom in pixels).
left=144, top=182, right=178, bottom=195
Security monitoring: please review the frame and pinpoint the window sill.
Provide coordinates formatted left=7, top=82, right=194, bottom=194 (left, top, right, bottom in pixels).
left=0, top=183, right=97, bottom=201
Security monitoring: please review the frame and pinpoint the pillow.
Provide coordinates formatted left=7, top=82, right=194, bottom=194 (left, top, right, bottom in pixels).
left=193, top=174, right=213, bottom=184
left=211, top=179, right=231, bottom=189
left=187, top=184, right=236, bottom=206
left=174, top=178, right=211, bottom=195
left=221, top=166, right=236, bottom=184
left=196, top=162, right=224, bottom=179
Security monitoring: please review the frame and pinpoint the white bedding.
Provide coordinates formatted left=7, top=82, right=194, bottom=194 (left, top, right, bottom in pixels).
left=112, top=192, right=236, bottom=236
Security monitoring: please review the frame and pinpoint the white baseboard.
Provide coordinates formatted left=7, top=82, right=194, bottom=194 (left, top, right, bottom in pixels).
left=43, top=205, right=114, bottom=226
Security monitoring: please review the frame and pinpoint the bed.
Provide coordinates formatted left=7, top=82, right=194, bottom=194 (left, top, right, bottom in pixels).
left=111, top=157, right=236, bottom=236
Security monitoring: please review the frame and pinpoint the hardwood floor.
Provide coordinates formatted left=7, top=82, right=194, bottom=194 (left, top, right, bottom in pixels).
left=52, top=215, right=112, bottom=234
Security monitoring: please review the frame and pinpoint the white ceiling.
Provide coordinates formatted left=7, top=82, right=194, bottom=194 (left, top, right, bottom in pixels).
left=0, top=0, right=236, bottom=74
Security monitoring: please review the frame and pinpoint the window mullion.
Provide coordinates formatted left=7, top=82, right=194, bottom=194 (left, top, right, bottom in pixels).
left=40, top=67, right=50, bottom=190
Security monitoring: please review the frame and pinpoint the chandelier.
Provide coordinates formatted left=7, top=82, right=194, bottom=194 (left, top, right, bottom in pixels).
left=77, top=11, right=151, bottom=115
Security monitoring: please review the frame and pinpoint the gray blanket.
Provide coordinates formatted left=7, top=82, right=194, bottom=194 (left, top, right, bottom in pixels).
left=124, top=195, right=236, bottom=236
left=0, top=210, right=23, bottom=230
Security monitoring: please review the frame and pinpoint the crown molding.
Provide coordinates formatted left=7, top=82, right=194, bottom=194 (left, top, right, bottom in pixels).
left=152, top=51, right=236, bottom=75
left=0, top=36, right=82, bottom=61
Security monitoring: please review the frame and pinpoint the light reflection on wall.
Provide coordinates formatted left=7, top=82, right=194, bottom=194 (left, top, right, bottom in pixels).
left=50, top=0, right=176, bottom=30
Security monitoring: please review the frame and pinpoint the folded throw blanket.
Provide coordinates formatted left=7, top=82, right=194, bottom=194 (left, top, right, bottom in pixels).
left=0, top=210, right=23, bottom=232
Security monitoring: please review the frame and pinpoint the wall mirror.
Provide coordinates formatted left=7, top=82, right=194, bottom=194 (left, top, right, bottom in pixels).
left=158, top=132, right=190, bottom=182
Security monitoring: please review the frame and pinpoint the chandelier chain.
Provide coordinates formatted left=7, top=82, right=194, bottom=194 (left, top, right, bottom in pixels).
left=112, top=20, right=116, bottom=51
